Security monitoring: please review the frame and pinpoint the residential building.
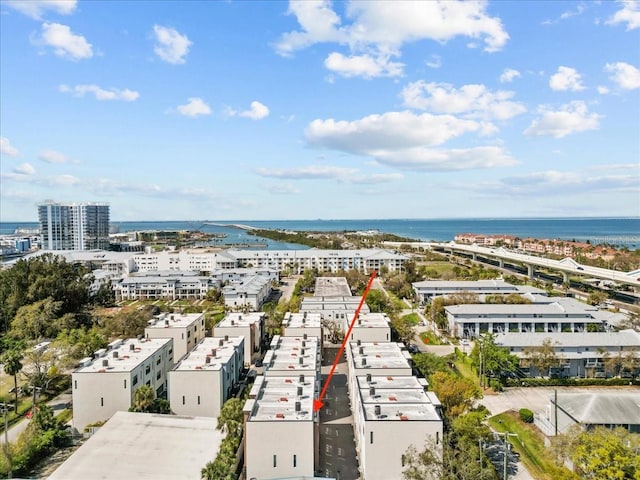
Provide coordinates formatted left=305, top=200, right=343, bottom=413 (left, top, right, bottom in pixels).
left=346, top=341, right=413, bottom=381
left=346, top=313, right=392, bottom=343
left=223, top=275, right=271, bottom=310
left=351, top=375, right=443, bottom=480
left=243, top=375, right=319, bottom=480
left=300, top=296, right=370, bottom=326
left=213, top=312, right=265, bottom=365
left=49, top=411, right=224, bottom=480
left=314, top=277, right=353, bottom=297
left=412, top=279, right=526, bottom=304
left=263, top=335, right=321, bottom=379
left=145, top=312, right=206, bottom=362
left=495, top=329, right=640, bottom=378
left=281, top=312, right=324, bottom=346
left=446, top=300, right=623, bottom=338
left=169, top=336, right=244, bottom=417
left=537, top=392, right=640, bottom=436
left=117, top=271, right=220, bottom=301
left=71, top=338, right=173, bottom=431
left=38, top=201, right=109, bottom=250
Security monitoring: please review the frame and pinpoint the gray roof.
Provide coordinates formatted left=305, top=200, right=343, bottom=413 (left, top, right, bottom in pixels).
left=413, top=279, right=518, bottom=289
left=48, top=411, right=224, bottom=480
left=554, top=393, right=640, bottom=425
left=495, top=329, right=640, bottom=348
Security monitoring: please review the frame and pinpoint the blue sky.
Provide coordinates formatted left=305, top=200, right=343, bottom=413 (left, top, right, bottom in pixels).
left=1, top=0, right=639, bottom=221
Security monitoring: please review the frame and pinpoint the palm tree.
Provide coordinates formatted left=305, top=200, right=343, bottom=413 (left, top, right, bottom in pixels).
left=2, top=349, right=23, bottom=412
left=131, top=385, right=155, bottom=412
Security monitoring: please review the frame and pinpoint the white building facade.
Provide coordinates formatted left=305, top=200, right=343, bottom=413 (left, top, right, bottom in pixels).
left=145, top=312, right=206, bottom=362
left=213, top=312, right=265, bottom=365
left=38, top=201, right=110, bottom=251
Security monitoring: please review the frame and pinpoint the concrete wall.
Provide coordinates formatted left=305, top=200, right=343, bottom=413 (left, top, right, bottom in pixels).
left=169, top=369, right=224, bottom=417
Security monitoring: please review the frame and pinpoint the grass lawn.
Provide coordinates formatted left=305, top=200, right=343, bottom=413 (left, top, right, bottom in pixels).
left=488, top=411, right=576, bottom=480
left=419, top=330, right=442, bottom=345
left=453, top=355, right=478, bottom=384
left=421, top=262, right=458, bottom=276
left=401, top=313, right=420, bottom=326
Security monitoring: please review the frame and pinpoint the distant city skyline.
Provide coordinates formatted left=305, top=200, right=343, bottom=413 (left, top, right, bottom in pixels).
left=1, top=0, right=639, bottom=222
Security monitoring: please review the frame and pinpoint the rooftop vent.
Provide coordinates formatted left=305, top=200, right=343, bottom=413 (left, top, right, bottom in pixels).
left=357, top=339, right=361, bottom=346
left=374, top=405, right=381, bottom=417
left=205, top=356, right=211, bottom=364
left=231, top=320, right=235, bottom=325
left=238, top=315, right=242, bottom=320
left=302, top=341, right=306, bottom=348
left=366, top=373, right=372, bottom=383
left=369, top=386, right=376, bottom=397
left=225, top=335, right=229, bottom=341
left=358, top=319, right=362, bottom=326
left=299, top=357, right=304, bottom=365
left=102, top=359, right=109, bottom=367
left=359, top=346, right=364, bottom=355
left=301, top=348, right=305, bottom=356
left=171, top=315, right=175, bottom=320
left=297, top=386, right=303, bottom=397
left=113, top=351, right=119, bottom=359
left=362, top=358, right=367, bottom=367
left=130, top=344, right=135, bottom=351
left=303, top=333, right=308, bottom=340
left=299, top=374, right=305, bottom=384
left=211, top=348, right=217, bottom=357
left=295, top=401, right=301, bottom=413
left=219, top=339, right=224, bottom=346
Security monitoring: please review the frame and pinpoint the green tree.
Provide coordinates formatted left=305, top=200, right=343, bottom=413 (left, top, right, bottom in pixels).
left=130, top=385, right=156, bottom=413
left=92, top=281, right=115, bottom=307
left=472, top=333, right=519, bottom=384
left=430, top=372, right=482, bottom=419
left=571, top=427, right=639, bottom=480
left=9, top=298, right=62, bottom=340
left=522, top=338, right=562, bottom=377
left=2, top=349, right=23, bottom=412
left=218, top=398, right=243, bottom=438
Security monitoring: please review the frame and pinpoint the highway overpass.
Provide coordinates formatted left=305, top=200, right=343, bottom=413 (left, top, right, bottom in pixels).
left=384, top=241, right=640, bottom=288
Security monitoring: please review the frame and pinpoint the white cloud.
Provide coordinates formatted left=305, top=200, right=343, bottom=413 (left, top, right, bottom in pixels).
left=256, top=165, right=404, bottom=184
left=153, top=25, right=192, bottom=64
left=597, top=85, right=610, bottom=94
left=0, top=137, right=19, bottom=157
left=499, top=68, right=521, bottom=83
left=58, top=84, right=139, bottom=101
left=324, top=52, right=404, bottom=78
left=305, top=111, right=516, bottom=171
left=240, top=101, right=270, bottom=120
left=607, top=0, right=640, bottom=30
left=351, top=172, right=404, bottom=184
left=5, top=0, right=77, bottom=20
left=39, top=22, right=93, bottom=60
left=13, top=163, right=36, bottom=175
left=524, top=101, right=601, bottom=138
left=549, top=66, right=585, bottom=91
left=426, top=54, right=441, bottom=69
left=267, top=184, right=301, bottom=195
left=559, top=2, right=586, bottom=20
left=605, top=61, right=640, bottom=89
left=176, top=97, right=211, bottom=117
left=275, top=1, right=509, bottom=77
left=400, top=81, right=526, bottom=121
left=39, top=149, right=71, bottom=163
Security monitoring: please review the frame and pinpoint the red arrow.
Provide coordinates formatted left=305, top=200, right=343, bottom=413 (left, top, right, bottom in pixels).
left=313, top=270, right=378, bottom=412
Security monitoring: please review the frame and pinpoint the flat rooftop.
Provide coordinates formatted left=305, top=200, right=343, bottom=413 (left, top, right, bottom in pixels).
left=356, top=374, right=441, bottom=422
left=282, top=312, right=323, bottom=329
left=146, top=312, right=203, bottom=330
left=216, top=312, right=264, bottom=328
left=353, top=313, right=391, bottom=328
left=349, top=342, right=412, bottom=370
left=172, top=336, right=243, bottom=371
left=246, top=376, right=316, bottom=422
left=74, top=338, right=171, bottom=374
left=48, top=411, right=224, bottom=480
left=413, top=279, right=520, bottom=290
left=314, top=277, right=352, bottom=297
left=496, top=329, right=640, bottom=349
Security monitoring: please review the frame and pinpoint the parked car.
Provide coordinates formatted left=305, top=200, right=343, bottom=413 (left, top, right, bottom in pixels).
left=407, top=344, right=420, bottom=354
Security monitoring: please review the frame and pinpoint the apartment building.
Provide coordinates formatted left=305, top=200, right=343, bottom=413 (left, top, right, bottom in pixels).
left=314, top=277, right=353, bottom=296
left=213, top=312, right=265, bottom=365
left=281, top=312, right=324, bottom=342
left=38, top=201, right=110, bottom=250
left=412, top=279, right=525, bottom=304
left=262, top=335, right=320, bottom=379
left=145, top=312, right=206, bottom=362
left=346, top=341, right=414, bottom=383
left=495, top=329, right=640, bottom=378
left=117, top=271, right=220, bottom=301
left=243, top=375, right=319, bottom=480
left=222, top=275, right=271, bottom=311
left=352, top=375, right=443, bottom=480
left=169, top=336, right=244, bottom=417
left=446, top=301, right=624, bottom=338
left=71, top=338, right=173, bottom=431
left=300, top=296, right=370, bottom=326
left=345, top=313, right=392, bottom=343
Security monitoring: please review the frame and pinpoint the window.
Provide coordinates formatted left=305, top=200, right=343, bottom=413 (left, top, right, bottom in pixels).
left=156, top=357, right=161, bottom=365
left=182, top=396, right=185, bottom=405
left=124, top=379, right=127, bottom=389
left=402, top=455, right=406, bottom=467
left=370, top=432, right=374, bottom=444
left=436, top=432, right=440, bottom=444
left=74, top=380, right=77, bottom=389
left=133, top=375, right=138, bottom=386
left=100, top=397, right=104, bottom=407
left=273, top=455, right=277, bottom=468
left=145, top=365, right=151, bottom=375
left=156, top=371, right=161, bottom=380
left=197, top=396, right=201, bottom=405
left=293, top=455, right=297, bottom=467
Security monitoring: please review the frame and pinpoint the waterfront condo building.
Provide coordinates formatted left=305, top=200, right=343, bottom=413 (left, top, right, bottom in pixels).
left=169, top=336, right=244, bottom=417
left=71, top=338, right=173, bottom=431
left=38, top=201, right=110, bottom=250
left=145, top=312, right=206, bottom=362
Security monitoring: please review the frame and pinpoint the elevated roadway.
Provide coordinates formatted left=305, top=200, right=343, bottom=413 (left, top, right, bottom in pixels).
left=384, top=241, right=640, bottom=288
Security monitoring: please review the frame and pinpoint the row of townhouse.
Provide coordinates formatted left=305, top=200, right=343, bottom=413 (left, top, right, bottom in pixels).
left=345, top=341, right=443, bottom=480
left=243, top=335, right=321, bottom=480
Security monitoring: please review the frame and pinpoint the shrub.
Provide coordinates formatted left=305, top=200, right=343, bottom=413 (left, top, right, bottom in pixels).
left=519, top=408, right=534, bottom=423
left=489, top=378, right=503, bottom=392
left=505, top=377, right=640, bottom=388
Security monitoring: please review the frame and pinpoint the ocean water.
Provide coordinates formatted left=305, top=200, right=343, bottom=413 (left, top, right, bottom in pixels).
left=2, top=218, right=639, bottom=249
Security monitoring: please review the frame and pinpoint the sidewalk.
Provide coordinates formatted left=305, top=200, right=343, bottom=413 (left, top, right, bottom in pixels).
left=1, top=390, right=72, bottom=444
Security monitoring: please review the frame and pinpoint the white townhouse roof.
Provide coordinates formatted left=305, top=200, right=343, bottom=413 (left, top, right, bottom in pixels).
left=282, top=312, right=323, bottom=329
left=172, top=336, right=243, bottom=372
left=146, top=312, right=203, bottom=330
left=412, top=279, right=520, bottom=290
left=314, top=277, right=352, bottom=297
left=495, top=329, right=640, bottom=349
left=74, top=338, right=172, bottom=374
left=246, top=375, right=316, bottom=422
left=217, top=312, right=265, bottom=327
left=349, top=342, right=412, bottom=370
